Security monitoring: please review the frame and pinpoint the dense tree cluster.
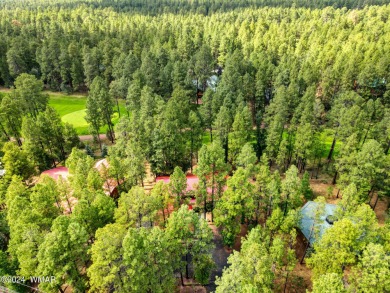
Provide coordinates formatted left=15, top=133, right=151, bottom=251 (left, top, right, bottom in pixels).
left=215, top=225, right=296, bottom=292
left=0, top=149, right=215, bottom=292
left=1, top=0, right=388, bottom=13
left=1, top=4, right=389, bottom=177
left=308, top=199, right=390, bottom=292
left=0, top=0, right=389, bottom=292
left=0, top=74, right=80, bottom=173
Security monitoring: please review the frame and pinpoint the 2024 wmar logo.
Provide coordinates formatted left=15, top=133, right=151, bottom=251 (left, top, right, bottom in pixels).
left=30, top=276, right=56, bottom=283
left=0, top=275, right=55, bottom=284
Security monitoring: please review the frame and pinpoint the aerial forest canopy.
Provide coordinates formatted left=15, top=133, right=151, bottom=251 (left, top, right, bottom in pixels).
left=0, top=0, right=389, bottom=292
left=1, top=0, right=390, bottom=12
left=0, top=3, right=389, bottom=173
left=0, top=3, right=389, bottom=99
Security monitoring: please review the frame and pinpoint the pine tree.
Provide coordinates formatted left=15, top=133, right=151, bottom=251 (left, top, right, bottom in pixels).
left=150, top=181, right=171, bottom=226
left=72, top=191, right=115, bottom=239
left=307, top=218, right=360, bottom=278
left=37, top=216, right=89, bottom=292
left=124, top=139, right=146, bottom=187
left=193, top=44, right=214, bottom=91
left=122, top=227, right=177, bottom=292
left=1, top=142, right=34, bottom=180
left=86, top=82, right=103, bottom=148
left=215, top=226, right=274, bottom=292
left=195, top=142, right=228, bottom=220
left=126, top=78, right=142, bottom=112
left=14, top=74, right=48, bottom=119
left=349, top=243, right=390, bottom=293
left=228, top=106, right=252, bottom=166
left=281, top=165, right=303, bottom=216
left=276, top=135, right=289, bottom=171
left=85, top=145, right=94, bottom=158
left=236, top=143, right=257, bottom=175
left=115, top=186, right=159, bottom=227
left=294, top=122, right=314, bottom=172
left=165, top=205, right=214, bottom=284
left=88, top=223, right=127, bottom=292
left=213, top=106, right=232, bottom=163
left=169, top=167, right=187, bottom=208
left=312, top=273, right=346, bottom=293
left=301, top=172, right=313, bottom=200
left=187, top=110, right=203, bottom=173
left=214, top=168, right=254, bottom=247
left=265, top=86, right=289, bottom=164
left=0, top=93, right=23, bottom=146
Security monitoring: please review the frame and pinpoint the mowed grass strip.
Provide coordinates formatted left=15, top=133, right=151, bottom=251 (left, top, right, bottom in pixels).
left=48, top=94, right=87, bottom=116
left=49, top=94, right=89, bottom=134
left=49, top=93, right=128, bottom=135
left=62, top=109, right=89, bottom=134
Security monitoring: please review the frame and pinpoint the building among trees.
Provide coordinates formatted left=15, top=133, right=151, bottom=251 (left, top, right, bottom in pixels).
left=42, top=160, right=120, bottom=197
left=300, top=201, right=338, bottom=246
left=299, top=201, right=338, bottom=262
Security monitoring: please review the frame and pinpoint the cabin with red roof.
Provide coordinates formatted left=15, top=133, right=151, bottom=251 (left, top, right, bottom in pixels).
left=41, top=159, right=120, bottom=198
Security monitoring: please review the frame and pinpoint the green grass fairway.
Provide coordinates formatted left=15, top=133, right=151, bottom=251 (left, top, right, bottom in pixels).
left=0, top=89, right=91, bottom=134
left=48, top=93, right=128, bottom=135
left=62, top=108, right=128, bottom=135
left=48, top=94, right=87, bottom=117
left=62, top=109, right=89, bottom=134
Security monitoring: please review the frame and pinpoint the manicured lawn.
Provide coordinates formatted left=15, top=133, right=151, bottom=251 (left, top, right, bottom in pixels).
left=48, top=92, right=128, bottom=135
left=1, top=89, right=88, bottom=131
left=62, top=109, right=89, bottom=134
left=48, top=94, right=87, bottom=117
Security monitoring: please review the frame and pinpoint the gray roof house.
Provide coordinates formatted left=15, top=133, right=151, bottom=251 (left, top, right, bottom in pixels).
left=299, top=201, right=338, bottom=246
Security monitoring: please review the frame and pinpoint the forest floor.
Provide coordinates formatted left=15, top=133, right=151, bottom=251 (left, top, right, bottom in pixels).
left=203, top=223, right=231, bottom=293
left=176, top=223, right=230, bottom=293
left=372, top=196, right=389, bottom=225
left=310, top=177, right=389, bottom=224
left=289, top=232, right=313, bottom=293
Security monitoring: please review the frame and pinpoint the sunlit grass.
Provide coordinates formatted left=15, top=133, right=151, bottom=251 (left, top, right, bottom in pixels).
left=48, top=94, right=86, bottom=117
left=48, top=93, right=128, bottom=135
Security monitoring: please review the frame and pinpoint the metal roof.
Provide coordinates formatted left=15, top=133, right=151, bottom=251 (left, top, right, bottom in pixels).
left=192, top=75, right=219, bottom=91
left=207, top=75, right=219, bottom=91
left=299, top=201, right=337, bottom=246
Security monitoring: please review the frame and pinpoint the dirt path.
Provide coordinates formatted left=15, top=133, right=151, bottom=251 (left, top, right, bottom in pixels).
left=12, top=134, right=107, bottom=143
left=0, top=87, right=87, bottom=97
left=78, top=134, right=106, bottom=141
left=205, top=223, right=231, bottom=292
